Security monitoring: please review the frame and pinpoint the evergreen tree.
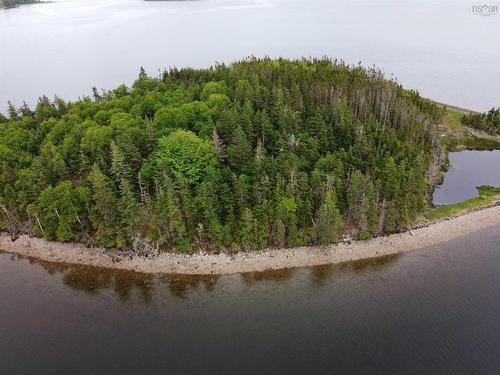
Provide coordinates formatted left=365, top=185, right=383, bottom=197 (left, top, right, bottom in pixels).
left=117, top=179, right=142, bottom=246
left=196, top=179, right=221, bottom=242
left=32, top=142, right=69, bottom=187
left=240, top=208, right=256, bottom=250
left=381, top=156, right=400, bottom=200
left=110, top=142, right=132, bottom=185
left=384, top=201, right=398, bottom=233
left=346, top=169, right=365, bottom=224
left=366, top=181, right=380, bottom=234
left=150, top=174, right=185, bottom=243
left=315, top=186, right=342, bottom=245
left=275, top=217, right=286, bottom=247
left=7, top=101, right=18, bottom=120
left=88, top=165, right=119, bottom=246
left=227, top=126, right=253, bottom=174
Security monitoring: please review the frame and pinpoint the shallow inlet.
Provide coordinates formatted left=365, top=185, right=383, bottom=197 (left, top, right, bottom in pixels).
left=433, top=150, right=500, bottom=205
left=1, top=224, right=500, bottom=374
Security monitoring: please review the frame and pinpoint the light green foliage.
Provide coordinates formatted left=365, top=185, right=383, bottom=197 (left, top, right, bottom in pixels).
left=32, top=181, right=90, bottom=241
left=200, top=81, right=229, bottom=100
left=32, top=142, right=68, bottom=186
left=150, top=129, right=216, bottom=185
left=153, top=102, right=210, bottom=133
left=80, top=125, right=113, bottom=169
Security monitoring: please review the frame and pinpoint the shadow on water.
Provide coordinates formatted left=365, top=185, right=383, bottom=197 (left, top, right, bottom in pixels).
left=158, top=274, right=220, bottom=299
left=0, top=250, right=402, bottom=302
left=2, top=225, right=500, bottom=374
left=309, top=253, right=401, bottom=287
left=241, top=267, right=297, bottom=285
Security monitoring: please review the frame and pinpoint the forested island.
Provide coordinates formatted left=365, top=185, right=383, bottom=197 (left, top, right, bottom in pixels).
left=0, top=58, right=445, bottom=254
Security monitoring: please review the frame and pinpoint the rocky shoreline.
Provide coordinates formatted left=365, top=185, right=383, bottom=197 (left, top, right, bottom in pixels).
left=1, top=204, right=500, bottom=275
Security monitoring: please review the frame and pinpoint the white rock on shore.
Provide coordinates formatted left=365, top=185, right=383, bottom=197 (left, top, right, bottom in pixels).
left=1, top=204, right=500, bottom=275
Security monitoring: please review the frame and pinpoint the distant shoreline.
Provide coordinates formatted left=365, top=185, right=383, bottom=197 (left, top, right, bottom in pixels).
left=2, top=204, right=500, bottom=275
left=429, top=99, right=480, bottom=114
left=0, top=1, right=51, bottom=10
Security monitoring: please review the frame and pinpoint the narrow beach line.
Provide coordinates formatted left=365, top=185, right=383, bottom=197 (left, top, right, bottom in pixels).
left=2, top=204, right=500, bottom=275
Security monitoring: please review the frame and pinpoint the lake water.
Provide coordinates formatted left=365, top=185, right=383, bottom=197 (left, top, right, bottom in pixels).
left=2, top=2, right=500, bottom=373
left=1, top=224, right=500, bottom=374
left=1, top=0, right=500, bottom=113
left=433, top=150, right=500, bottom=205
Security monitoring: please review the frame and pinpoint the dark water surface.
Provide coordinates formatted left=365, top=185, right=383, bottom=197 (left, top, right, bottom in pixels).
left=433, top=150, right=500, bottom=205
left=1, top=225, right=500, bottom=374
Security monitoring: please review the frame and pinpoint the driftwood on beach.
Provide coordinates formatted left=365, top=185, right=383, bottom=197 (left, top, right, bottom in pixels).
left=1, top=205, right=500, bottom=275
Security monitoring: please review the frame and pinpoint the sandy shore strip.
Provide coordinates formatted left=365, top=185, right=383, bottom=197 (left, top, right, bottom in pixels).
left=1, top=205, right=500, bottom=275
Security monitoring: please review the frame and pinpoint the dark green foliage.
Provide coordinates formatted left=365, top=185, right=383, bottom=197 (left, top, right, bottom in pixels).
left=315, top=185, right=342, bottom=245
left=462, top=107, right=500, bottom=135
left=0, top=57, right=443, bottom=250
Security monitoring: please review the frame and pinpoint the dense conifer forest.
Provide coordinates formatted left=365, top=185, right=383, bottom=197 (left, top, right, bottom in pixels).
left=461, top=107, right=500, bottom=135
left=0, top=58, right=444, bottom=252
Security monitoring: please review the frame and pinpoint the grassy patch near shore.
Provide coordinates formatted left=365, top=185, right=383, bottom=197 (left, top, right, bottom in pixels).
left=440, top=109, right=500, bottom=150
left=424, top=185, right=500, bottom=221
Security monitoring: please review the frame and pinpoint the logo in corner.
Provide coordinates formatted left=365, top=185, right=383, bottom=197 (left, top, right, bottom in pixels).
left=472, top=4, right=498, bottom=16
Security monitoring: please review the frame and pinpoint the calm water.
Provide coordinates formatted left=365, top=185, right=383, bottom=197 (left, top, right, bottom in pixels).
left=1, top=224, right=500, bottom=374
left=1, top=0, right=500, bottom=113
left=433, top=150, right=500, bottom=205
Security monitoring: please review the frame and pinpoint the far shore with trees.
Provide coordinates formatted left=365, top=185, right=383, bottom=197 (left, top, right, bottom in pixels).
left=461, top=107, right=500, bottom=135
left=0, top=0, right=46, bottom=9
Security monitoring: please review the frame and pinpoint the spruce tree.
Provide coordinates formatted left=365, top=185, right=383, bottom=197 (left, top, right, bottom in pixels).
left=275, top=217, right=286, bottom=248
left=110, top=142, right=132, bottom=184
left=88, top=165, right=119, bottom=246
left=384, top=201, right=398, bottom=233
left=366, top=181, right=380, bottom=234
left=118, top=179, right=142, bottom=245
left=316, top=186, right=342, bottom=245
left=240, top=208, right=256, bottom=250
left=381, top=156, right=400, bottom=200
left=347, top=170, right=365, bottom=223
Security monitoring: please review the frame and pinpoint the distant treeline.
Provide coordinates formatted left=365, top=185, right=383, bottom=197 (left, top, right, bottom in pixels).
left=1, top=0, right=41, bottom=8
left=0, top=58, right=444, bottom=252
left=462, top=107, right=500, bottom=135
